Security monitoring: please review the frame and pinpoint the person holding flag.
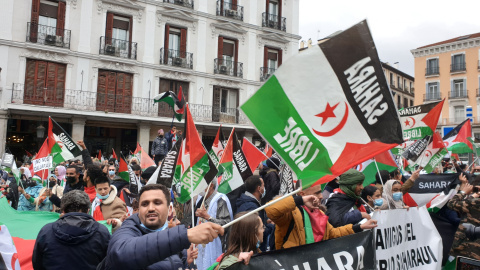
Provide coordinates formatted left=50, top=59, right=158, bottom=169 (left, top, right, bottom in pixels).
left=165, top=125, right=178, bottom=151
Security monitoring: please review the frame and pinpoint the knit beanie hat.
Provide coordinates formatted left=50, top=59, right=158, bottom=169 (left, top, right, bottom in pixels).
left=266, top=157, right=280, bottom=170
left=339, top=169, right=365, bottom=199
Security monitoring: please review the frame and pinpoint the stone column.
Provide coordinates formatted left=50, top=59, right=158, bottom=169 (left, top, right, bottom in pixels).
left=0, top=110, right=8, bottom=157
left=138, top=122, right=151, bottom=153
left=71, top=117, right=86, bottom=142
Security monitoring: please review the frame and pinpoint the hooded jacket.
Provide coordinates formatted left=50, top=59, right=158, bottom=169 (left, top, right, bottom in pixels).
left=151, top=136, right=169, bottom=156
left=105, top=213, right=192, bottom=270
left=32, top=212, right=110, bottom=270
left=325, top=191, right=364, bottom=227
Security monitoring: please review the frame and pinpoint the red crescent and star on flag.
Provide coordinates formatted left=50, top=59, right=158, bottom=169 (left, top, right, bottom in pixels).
left=404, top=117, right=416, bottom=128
left=312, top=101, right=349, bottom=137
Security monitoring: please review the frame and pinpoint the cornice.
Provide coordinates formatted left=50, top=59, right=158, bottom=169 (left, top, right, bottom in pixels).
left=97, top=0, right=145, bottom=23
left=411, top=37, right=480, bottom=58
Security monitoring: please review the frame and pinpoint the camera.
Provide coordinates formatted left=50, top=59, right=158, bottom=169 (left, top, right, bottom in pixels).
left=463, top=223, right=480, bottom=241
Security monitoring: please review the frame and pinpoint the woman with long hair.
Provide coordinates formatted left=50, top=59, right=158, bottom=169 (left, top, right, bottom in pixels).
left=214, top=212, right=264, bottom=270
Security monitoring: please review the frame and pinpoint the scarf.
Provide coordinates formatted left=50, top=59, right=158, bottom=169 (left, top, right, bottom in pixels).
left=333, top=188, right=367, bottom=213
left=382, top=180, right=405, bottom=209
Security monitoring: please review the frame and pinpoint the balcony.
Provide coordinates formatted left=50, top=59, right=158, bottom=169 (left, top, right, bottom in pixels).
left=26, top=22, right=71, bottom=49
left=389, top=81, right=396, bottom=89
left=216, top=1, right=244, bottom=21
left=9, top=83, right=249, bottom=125
left=423, top=93, right=441, bottom=102
left=260, top=67, right=276, bottom=82
left=160, top=48, right=193, bottom=69
left=262, top=13, right=286, bottom=31
left=450, top=62, right=466, bottom=73
left=214, top=58, right=243, bottom=78
left=163, top=0, right=194, bottom=9
left=425, top=67, right=439, bottom=76
left=449, top=90, right=468, bottom=99
left=99, top=36, right=137, bottom=60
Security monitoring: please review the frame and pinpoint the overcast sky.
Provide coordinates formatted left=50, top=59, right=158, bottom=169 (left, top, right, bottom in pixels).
left=298, top=0, right=479, bottom=76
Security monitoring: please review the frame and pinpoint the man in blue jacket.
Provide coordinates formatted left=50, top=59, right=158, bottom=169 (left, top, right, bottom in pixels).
left=236, top=175, right=275, bottom=251
left=32, top=190, right=110, bottom=270
left=105, top=184, right=224, bottom=270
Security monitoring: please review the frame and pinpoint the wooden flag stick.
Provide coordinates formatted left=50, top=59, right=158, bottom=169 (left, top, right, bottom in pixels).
left=222, top=188, right=302, bottom=229
left=373, top=158, right=390, bottom=210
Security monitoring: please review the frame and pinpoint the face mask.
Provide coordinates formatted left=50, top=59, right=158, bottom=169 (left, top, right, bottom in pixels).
left=261, top=187, right=266, bottom=198
left=159, top=135, right=164, bottom=138
left=48, top=180, right=57, bottom=187
left=108, top=170, right=115, bottom=176
left=141, top=205, right=171, bottom=232
left=96, top=193, right=109, bottom=200
left=66, top=176, right=76, bottom=184
left=374, top=198, right=383, bottom=207
left=474, top=172, right=480, bottom=175
left=392, top=192, right=403, bottom=201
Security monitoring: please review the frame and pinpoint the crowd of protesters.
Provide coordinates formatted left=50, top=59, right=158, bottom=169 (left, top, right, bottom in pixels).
left=1, top=138, right=480, bottom=269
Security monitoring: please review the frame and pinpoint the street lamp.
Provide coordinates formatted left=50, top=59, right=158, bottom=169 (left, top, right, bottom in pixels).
left=36, top=124, right=45, bottom=139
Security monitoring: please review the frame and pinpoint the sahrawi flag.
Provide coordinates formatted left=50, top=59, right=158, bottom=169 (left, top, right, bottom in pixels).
left=443, top=119, right=473, bottom=154
left=174, top=104, right=218, bottom=203
left=153, top=86, right=186, bottom=121
left=402, top=173, right=460, bottom=213
left=403, top=132, right=447, bottom=173
left=208, top=125, right=225, bottom=168
left=217, top=129, right=253, bottom=194
left=356, top=150, right=398, bottom=186
left=48, top=117, right=82, bottom=164
left=149, top=140, right=181, bottom=187
left=399, top=100, right=444, bottom=140
left=240, top=20, right=403, bottom=187
left=242, top=137, right=267, bottom=173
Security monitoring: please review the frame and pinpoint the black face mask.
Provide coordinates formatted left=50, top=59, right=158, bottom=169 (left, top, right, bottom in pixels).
left=159, top=135, right=164, bottom=138
left=131, top=161, right=137, bottom=165
left=48, top=180, right=57, bottom=187
left=66, top=176, right=77, bottom=184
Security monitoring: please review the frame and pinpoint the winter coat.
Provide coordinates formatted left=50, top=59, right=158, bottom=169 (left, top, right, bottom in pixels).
left=32, top=212, right=110, bottom=270
left=447, top=193, right=480, bottom=260
left=91, top=185, right=127, bottom=221
left=4, top=177, right=19, bottom=210
left=105, top=213, right=192, bottom=270
left=325, top=193, right=363, bottom=227
left=151, top=136, right=169, bottom=156
left=266, top=196, right=357, bottom=250
left=261, top=169, right=280, bottom=205
left=63, top=179, right=84, bottom=194
left=165, top=131, right=177, bottom=150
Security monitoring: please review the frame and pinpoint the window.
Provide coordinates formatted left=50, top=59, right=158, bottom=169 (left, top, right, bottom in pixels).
left=410, top=100, right=413, bottom=107
left=426, top=82, right=439, bottom=100
left=268, top=0, right=278, bottom=15
left=426, top=58, right=439, bottom=75
left=403, top=79, right=406, bottom=90
left=213, top=86, right=239, bottom=123
left=410, top=82, right=413, bottom=92
left=96, top=70, right=133, bottom=114
left=403, top=98, right=408, bottom=108
left=454, top=106, right=465, bottom=123
left=397, top=76, right=400, bottom=88
left=451, top=79, right=466, bottom=97
left=24, top=59, right=66, bottom=106
left=389, top=73, right=393, bottom=86
left=451, top=54, right=466, bottom=71
left=397, top=95, right=400, bottom=107
left=164, top=25, right=187, bottom=63
left=112, top=16, right=130, bottom=41
left=168, top=28, right=181, bottom=52
left=217, top=37, right=239, bottom=75
left=30, top=0, right=66, bottom=42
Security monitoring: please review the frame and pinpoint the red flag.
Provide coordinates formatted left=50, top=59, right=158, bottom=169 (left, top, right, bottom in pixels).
left=264, top=144, right=273, bottom=158
left=112, top=148, right=118, bottom=160
left=25, top=150, right=33, bottom=157
left=432, top=132, right=446, bottom=149
left=133, top=143, right=141, bottom=155
left=374, top=150, right=397, bottom=168
left=185, top=104, right=207, bottom=165
left=176, top=86, right=185, bottom=115
left=97, top=149, right=102, bottom=160
left=33, top=138, right=50, bottom=180
left=242, top=138, right=267, bottom=172
left=140, top=147, right=155, bottom=169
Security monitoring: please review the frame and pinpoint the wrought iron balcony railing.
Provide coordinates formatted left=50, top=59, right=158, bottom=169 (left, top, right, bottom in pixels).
left=26, top=22, right=71, bottom=49
left=260, top=67, right=276, bottom=82
left=163, top=0, right=194, bottom=9
left=9, top=83, right=250, bottom=125
left=262, top=13, right=286, bottom=31
left=214, top=58, right=243, bottom=78
left=160, top=48, right=193, bottom=69
left=451, top=62, right=466, bottom=72
left=216, top=1, right=244, bottom=21
left=449, top=90, right=468, bottom=99
left=425, top=67, right=439, bottom=76
left=423, top=93, right=441, bottom=101
left=99, top=36, right=137, bottom=60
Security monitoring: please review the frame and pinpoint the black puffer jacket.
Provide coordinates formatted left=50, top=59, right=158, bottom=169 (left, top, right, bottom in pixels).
left=325, top=193, right=363, bottom=227
left=32, top=212, right=110, bottom=270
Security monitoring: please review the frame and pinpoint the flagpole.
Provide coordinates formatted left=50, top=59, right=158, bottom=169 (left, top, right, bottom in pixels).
left=467, top=156, right=479, bottom=172
left=201, top=181, right=212, bottom=209
left=222, top=188, right=302, bottom=229
left=373, top=158, right=390, bottom=210
left=190, top=170, right=195, bottom=229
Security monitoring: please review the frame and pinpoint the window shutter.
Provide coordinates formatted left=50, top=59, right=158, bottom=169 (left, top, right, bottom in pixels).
left=55, top=64, right=66, bottom=102
left=128, top=16, right=133, bottom=58
left=56, top=1, right=66, bottom=36
left=105, top=12, right=114, bottom=44
left=266, top=0, right=270, bottom=13
left=263, top=46, right=268, bottom=69
left=106, top=72, right=117, bottom=112
left=212, top=86, right=221, bottom=122
left=180, top=28, right=187, bottom=58
left=278, top=49, right=283, bottom=67
left=30, top=0, right=40, bottom=42
left=451, top=55, right=454, bottom=70
left=234, top=39, right=239, bottom=75
left=278, top=0, right=282, bottom=26
left=451, top=80, right=454, bottom=96
left=25, top=60, right=37, bottom=100
left=164, top=25, right=170, bottom=63
left=232, top=0, right=237, bottom=7
left=463, top=78, right=466, bottom=93
left=218, top=36, right=224, bottom=62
